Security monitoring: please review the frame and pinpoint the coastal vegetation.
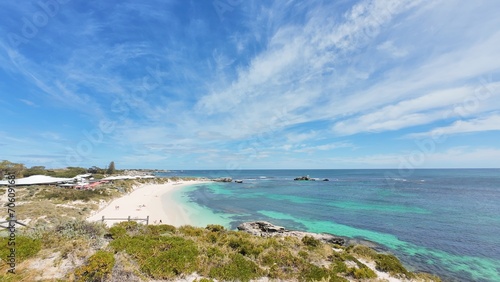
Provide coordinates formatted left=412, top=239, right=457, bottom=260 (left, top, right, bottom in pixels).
left=0, top=172, right=441, bottom=281
left=0, top=219, right=441, bottom=281
left=0, top=160, right=123, bottom=178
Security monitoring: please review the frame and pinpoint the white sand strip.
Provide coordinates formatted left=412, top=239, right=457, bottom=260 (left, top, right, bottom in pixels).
left=87, top=180, right=208, bottom=227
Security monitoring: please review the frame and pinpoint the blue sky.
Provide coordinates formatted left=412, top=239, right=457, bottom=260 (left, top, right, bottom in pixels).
left=1, top=0, right=499, bottom=170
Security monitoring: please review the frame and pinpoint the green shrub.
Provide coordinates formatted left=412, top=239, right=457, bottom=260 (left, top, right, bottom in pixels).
left=54, top=219, right=106, bottom=239
left=197, top=246, right=226, bottom=276
left=41, top=188, right=111, bottom=202
left=178, top=225, right=204, bottom=237
left=92, top=174, right=105, bottom=179
left=205, top=232, right=220, bottom=243
left=225, top=235, right=264, bottom=257
left=302, top=235, right=321, bottom=248
left=74, top=250, right=115, bottom=282
left=111, top=235, right=199, bottom=279
left=0, top=236, right=42, bottom=262
left=347, top=266, right=377, bottom=279
left=299, top=263, right=330, bottom=281
left=205, top=246, right=225, bottom=259
left=259, top=249, right=304, bottom=279
left=115, top=220, right=141, bottom=231
left=375, top=253, right=413, bottom=277
left=145, top=224, right=176, bottom=236
left=108, top=226, right=127, bottom=239
left=206, top=224, right=225, bottom=232
left=331, top=260, right=348, bottom=273
left=298, top=250, right=308, bottom=258
left=349, top=245, right=378, bottom=258
left=209, top=253, right=262, bottom=281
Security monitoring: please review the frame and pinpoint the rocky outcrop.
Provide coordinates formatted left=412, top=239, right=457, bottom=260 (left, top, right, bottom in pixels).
left=237, top=221, right=345, bottom=245
left=212, top=177, right=232, bottom=182
left=294, top=176, right=313, bottom=181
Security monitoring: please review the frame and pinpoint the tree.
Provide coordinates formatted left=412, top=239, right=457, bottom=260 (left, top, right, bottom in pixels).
left=0, top=160, right=26, bottom=178
left=106, top=161, right=116, bottom=175
left=87, top=166, right=99, bottom=174
left=24, top=166, right=47, bottom=177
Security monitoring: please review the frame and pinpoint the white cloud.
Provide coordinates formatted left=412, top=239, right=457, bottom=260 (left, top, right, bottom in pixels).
left=332, top=86, right=478, bottom=135
left=285, top=131, right=318, bottom=144
left=322, top=146, right=500, bottom=169
left=294, top=142, right=355, bottom=153
left=377, top=40, right=408, bottom=57
left=424, top=147, right=500, bottom=168
left=40, top=132, right=65, bottom=141
left=407, top=113, right=500, bottom=139
left=19, top=99, right=37, bottom=107
left=194, top=0, right=422, bottom=138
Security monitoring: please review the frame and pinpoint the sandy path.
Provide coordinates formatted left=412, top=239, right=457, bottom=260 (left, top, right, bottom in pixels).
left=87, top=180, right=208, bottom=227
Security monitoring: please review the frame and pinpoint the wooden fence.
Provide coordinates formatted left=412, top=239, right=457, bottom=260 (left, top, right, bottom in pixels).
left=100, top=215, right=149, bottom=225
left=0, top=219, right=28, bottom=229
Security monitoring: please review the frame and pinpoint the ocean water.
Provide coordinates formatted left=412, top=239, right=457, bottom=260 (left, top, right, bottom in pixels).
left=157, top=169, right=500, bottom=282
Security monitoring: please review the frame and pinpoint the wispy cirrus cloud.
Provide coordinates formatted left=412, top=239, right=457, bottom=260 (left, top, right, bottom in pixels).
left=407, top=113, right=500, bottom=139
left=331, top=85, right=493, bottom=135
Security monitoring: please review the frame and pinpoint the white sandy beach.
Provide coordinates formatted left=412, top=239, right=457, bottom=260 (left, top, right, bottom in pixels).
left=87, top=180, right=209, bottom=227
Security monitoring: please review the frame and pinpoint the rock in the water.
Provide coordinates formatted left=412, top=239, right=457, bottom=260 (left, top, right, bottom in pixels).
left=323, top=178, right=329, bottom=181
left=213, top=177, right=232, bottom=182
left=237, top=221, right=345, bottom=245
left=294, top=175, right=311, bottom=181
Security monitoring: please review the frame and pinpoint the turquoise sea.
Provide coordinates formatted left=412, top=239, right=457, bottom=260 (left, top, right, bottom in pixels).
left=158, top=169, right=500, bottom=282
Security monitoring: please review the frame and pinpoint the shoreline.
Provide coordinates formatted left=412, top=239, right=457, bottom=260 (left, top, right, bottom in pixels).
left=87, top=180, right=210, bottom=227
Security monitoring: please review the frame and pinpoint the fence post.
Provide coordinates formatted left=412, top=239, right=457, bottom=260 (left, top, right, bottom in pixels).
left=102, top=216, right=105, bottom=223
left=146, top=216, right=149, bottom=225
left=128, top=216, right=131, bottom=222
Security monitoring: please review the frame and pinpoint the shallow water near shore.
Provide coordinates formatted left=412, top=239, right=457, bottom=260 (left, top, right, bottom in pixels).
left=158, top=169, right=500, bottom=282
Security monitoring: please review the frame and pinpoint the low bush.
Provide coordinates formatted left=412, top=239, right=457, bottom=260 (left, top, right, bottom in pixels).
left=299, top=263, right=331, bottom=281
left=55, top=219, right=106, bottom=239
left=375, top=253, right=413, bottom=277
left=145, top=224, right=176, bottom=236
left=208, top=253, right=262, bottom=282
left=41, top=188, right=112, bottom=202
left=110, top=235, right=199, bottom=279
left=0, top=236, right=42, bottom=262
left=349, top=244, right=378, bottom=258
left=178, top=225, right=204, bottom=237
left=302, top=235, right=321, bottom=248
left=259, top=249, right=304, bottom=279
left=206, top=224, right=225, bottom=232
left=108, top=226, right=127, bottom=239
left=226, top=236, right=264, bottom=257
left=347, top=266, right=377, bottom=279
left=74, top=250, right=115, bottom=282
left=331, top=260, right=348, bottom=273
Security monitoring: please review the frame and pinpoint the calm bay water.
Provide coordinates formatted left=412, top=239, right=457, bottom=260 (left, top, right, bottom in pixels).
left=157, top=169, right=500, bottom=281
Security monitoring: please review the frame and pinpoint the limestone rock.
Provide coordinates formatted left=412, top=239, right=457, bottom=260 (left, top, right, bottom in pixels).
left=212, top=177, right=232, bottom=182
left=237, top=221, right=345, bottom=245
